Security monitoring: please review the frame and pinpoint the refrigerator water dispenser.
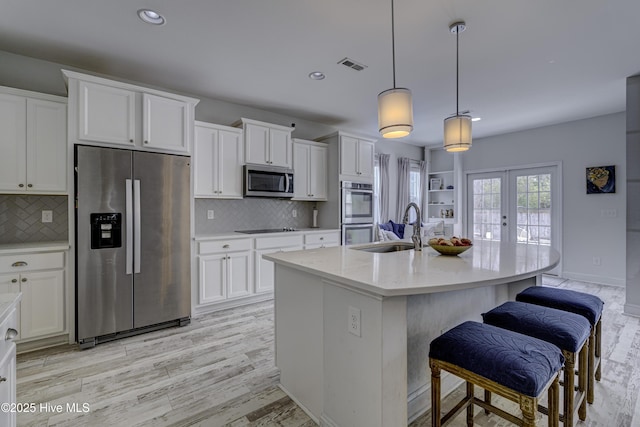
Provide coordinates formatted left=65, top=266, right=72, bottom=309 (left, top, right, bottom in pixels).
left=90, top=213, right=122, bottom=249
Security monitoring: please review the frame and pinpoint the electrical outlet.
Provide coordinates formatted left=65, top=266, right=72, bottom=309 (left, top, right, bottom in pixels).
left=207, top=210, right=215, bottom=220
left=292, top=209, right=297, bottom=218
left=348, top=306, right=361, bottom=337
left=593, top=256, right=601, bottom=266
left=41, top=210, right=53, bottom=223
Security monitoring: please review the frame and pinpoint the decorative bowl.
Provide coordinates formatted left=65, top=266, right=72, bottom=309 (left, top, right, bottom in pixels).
left=428, top=243, right=472, bottom=256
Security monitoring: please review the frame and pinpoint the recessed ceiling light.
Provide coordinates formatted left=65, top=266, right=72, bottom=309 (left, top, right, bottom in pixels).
left=308, top=72, right=326, bottom=80
left=138, top=9, right=166, bottom=25
left=472, top=117, right=482, bottom=122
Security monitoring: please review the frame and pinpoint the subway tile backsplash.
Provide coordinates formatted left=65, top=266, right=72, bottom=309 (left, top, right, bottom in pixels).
left=195, top=198, right=315, bottom=235
left=0, top=195, right=68, bottom=244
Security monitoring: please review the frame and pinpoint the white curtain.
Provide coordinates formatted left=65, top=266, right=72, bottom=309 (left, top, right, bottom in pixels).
left=419, top=160, right=428, bottom=223
left=378, top=153, right=390, bottom=223
left=396, top=157, right=411, bottom=221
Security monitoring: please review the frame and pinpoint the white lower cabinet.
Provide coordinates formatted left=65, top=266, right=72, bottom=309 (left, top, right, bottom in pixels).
left=0, top=251, right=66, bottom=342
left=0, top=304, right=18, bottom=427
left=198, top=238, right=252, bottom=305
left=196, top=230, right=339, bottom=312
left=304, top=231, right=340, bottom=249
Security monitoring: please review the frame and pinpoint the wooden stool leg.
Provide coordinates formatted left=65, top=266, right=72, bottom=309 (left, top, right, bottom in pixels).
left=520, top=395, right=537, bottom=427
left=578, top=344, right=588, bottom=421
left=563, top=351, right=575, bottom=427
left=595, top=319, right=602, bottom=381
left=587, top=327, right=596, bottom=404
left=484, top=390, right=491, bottom=415
left=431, top=362, right=442, bottom=427
left=549, top=375, right=560, bottom=427
left=466, top=382, right=474, bottom=426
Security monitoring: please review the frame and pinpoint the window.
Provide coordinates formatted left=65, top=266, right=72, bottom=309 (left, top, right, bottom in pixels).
left=408, top=161, right=421, bottom=223
left=373, top=156, right=380, bottom=224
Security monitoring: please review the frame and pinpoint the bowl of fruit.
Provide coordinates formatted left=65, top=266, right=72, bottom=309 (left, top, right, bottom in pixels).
left=427, top=237, right=473, bottom=256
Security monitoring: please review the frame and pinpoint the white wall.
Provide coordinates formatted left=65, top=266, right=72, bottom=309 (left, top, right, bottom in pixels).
left=375, top=139, right=424, bottom=222
left=460, top=112, right=626, bottom=286
left=626, top=76, right=640, bottom=314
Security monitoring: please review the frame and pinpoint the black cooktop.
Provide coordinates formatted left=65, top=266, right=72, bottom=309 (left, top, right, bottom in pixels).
left=236, top=228, right=297, bottom=234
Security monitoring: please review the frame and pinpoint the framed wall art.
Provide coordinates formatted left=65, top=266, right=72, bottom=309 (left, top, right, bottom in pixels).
left=586, top=165, right=615, bottom=194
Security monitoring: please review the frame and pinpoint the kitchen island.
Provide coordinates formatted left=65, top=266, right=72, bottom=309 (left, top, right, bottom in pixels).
left=264, top=240, right=560, bottom=427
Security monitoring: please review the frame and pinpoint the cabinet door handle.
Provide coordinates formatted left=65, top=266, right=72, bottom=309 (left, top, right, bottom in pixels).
left=320, top=237, right=324, bottom=240
left=11, top=279, right=17, bottom=283
left=27, top=184, right=33, bottom=188
left=12, top=261, right=27, bottom=267
left=5, top=328, right=18, bottom=341
left=21, top=278, right=27, bottom=282
left=144, top=140, right=149, bottom=144
left=0, top=377, right=6, bottom=383
left=222, top=244, right=230, bottom=249
left=18, top=183, right=24, bottom=188
left=129, top=139, right=134, bottom=143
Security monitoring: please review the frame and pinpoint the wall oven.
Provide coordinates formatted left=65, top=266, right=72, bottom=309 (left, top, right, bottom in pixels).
left=341, top=181, right=374, bottom=224
left=244, top=165, right=294, bottom=198
left=341, top=181, right=374, bottom=245
left=342, top=223, right=375, bottom=245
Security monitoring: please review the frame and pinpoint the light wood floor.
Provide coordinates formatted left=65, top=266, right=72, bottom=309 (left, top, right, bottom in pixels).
left=16, top=277, right=638, bottom=426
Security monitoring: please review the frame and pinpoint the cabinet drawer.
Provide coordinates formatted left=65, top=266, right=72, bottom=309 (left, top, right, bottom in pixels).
left=199, top=238, right=253, bottom=254
left=255, top=234, right=303, bottom=250
left=0, top=252, right=64, bottom=274
left=304, top=231, right=340, bottom=245
left=0, top=308, right=18, bottom=363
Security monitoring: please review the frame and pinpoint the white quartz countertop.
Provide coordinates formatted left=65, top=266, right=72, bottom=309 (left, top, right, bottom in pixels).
left=0, top=241, right=70, bottom=255
left=194, top=228, right=339, bottom=240
left=0, top=292, right=21, bottom=325
left=263, top=240, right=560, bottom=297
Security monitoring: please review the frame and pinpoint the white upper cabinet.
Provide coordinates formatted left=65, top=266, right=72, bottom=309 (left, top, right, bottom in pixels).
left=339, top=134, right=375, bottom=182
left=64, top=70, right=199, bottom=154
left=78, top=80, right=136, bottom=146
left=194, top=121, right=243, bottom=198
left=236, top=118, right=293, bottom=168
left=293, top=139, right=327, bottom=201
left=0, top=88, right=67, bottom=194
left=142, top=93, right=189, bottom=152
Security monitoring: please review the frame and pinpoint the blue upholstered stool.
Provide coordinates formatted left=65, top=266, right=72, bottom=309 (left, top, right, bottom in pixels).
left=429, top=321, right=563, bottom=427
left=483, top=301, right=591, bottom=426
left=516, top=286, right=604, bottom=404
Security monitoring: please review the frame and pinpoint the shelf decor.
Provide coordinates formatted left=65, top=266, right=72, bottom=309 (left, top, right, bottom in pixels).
left=586, top=165, right=615, bottom=194
left=430, top=178, right=442, bottom=191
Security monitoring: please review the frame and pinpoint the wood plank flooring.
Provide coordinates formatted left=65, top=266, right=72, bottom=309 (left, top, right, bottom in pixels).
left=16, top=277, right=639, bottom=426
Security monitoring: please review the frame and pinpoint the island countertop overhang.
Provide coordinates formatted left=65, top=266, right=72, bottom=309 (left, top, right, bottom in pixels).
left=263, top=240, right=560, bottom=297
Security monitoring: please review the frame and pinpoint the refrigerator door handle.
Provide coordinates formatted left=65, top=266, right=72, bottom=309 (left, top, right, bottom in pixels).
left=125, top=179, right=133, bottom=275
left=134, top=179, right=141, bottom=274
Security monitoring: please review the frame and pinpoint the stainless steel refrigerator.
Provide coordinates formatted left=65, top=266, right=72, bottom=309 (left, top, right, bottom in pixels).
left=75, top=145, right=191, bottom=349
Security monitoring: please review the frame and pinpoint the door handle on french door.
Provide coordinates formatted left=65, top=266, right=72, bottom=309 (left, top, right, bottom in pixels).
left=134, top=179, right=141, bottom=274
left=126, top=179, right=133, bottom=275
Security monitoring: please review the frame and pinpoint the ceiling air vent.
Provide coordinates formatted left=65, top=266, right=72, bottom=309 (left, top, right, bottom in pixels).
left=338, top=57, right=367, bottom=71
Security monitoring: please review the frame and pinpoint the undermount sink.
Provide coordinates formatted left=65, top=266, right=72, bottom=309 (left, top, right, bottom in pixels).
left=351, top=242, right=415, bottom=253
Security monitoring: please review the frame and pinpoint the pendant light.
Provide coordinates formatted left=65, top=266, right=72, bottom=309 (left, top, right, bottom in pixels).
left=444, top=21, right=472, bottom=152
left=378, top=0, right=413, bottom=139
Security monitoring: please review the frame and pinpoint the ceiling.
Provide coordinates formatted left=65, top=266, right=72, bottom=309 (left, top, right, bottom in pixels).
left=1, top=0, right=639, bottom=146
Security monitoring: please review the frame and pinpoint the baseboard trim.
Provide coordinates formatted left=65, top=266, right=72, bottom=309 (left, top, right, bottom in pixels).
left=277, top=383, right=320, bottom=425
left=17, top=334, right=70, bottom=354
left=192, top=293, right=273, bottom=317
left=624, top=303, right=640, bottom=317
left=319, top=413, right=339, bottom=427
left=561, top=271, right=625, bottom=287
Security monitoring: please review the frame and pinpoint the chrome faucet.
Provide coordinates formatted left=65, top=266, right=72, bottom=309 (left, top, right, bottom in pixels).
left=402, top=202, right=422, bottom=251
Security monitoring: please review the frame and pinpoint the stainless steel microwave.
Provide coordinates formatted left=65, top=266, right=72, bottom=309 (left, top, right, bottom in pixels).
left=244, top=165, right=294, bottom=198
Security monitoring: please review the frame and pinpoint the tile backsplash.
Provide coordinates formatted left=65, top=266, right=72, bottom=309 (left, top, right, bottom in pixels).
left=0, top=195, right=68, bottom=244
left=195, top=198, right=315, bottom=235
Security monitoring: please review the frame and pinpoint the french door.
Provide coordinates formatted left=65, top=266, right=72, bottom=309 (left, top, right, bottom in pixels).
left=466, top=165, right=561, bottom=273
